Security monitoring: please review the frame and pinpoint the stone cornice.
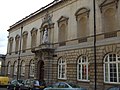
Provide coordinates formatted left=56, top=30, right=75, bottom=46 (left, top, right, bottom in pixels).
left=8, top=0, right=62, bottom=31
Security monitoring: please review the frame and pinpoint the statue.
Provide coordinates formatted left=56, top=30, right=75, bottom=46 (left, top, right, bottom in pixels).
left=42, top=28, right=48, bottom=44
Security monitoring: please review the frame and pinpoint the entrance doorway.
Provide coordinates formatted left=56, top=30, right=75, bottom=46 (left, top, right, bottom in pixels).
left=37, top=60, right=44, bottom=81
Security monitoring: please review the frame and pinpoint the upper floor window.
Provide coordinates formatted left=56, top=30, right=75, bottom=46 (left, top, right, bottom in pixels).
left=104, top=53, right=120, bottom=83
left=20, top=60, right=25, bottom=76
left=103, top=8, right=116, bottom=33
left=58, top=16, right=69, bottom=46
left=75, top=7, right=90, bottom=43
left=8, top=37, right=14, bottom=54
left=7, top=62, right=11, bottom=75
left=77, top=55, right=89, bottom=81
left=31, top=28, right=38, bottom=48
left=13, top=61, right=17, bottom=75
left=100, top=0, right=119, bottom=38
left=29, top=60, right=34, bottom=77
left=15, top=35, right=20, bottom=54
left=58, top=57, right=66, bottom=79
left=22, top=31, right=28, bottom=53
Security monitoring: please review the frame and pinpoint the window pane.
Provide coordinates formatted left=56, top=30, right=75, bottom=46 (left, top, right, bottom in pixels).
left=110, top=63, right=117, bottom=82
left=118, top=57, right=120, bottom=61
left=82, top=64, right=87, bottom=79
left=105, top=64, right=108, bottom=81
left=118, top=63, right=120, bottom=82
left=62, top=65, right=65, bottom=78
left=105, top=56, right=108, bottom=62
left=79, top=65, right=81, bottom=79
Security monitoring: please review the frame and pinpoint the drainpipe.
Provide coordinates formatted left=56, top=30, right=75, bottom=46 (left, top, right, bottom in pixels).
left=93, top=0, right=97, bottom=90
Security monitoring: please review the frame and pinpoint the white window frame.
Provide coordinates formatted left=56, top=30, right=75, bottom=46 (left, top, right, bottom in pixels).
left=21, top=61, right=25, bottom=76
left=58, top=57, right=66, bottom=79
left=104, top=53, right=120, bottom=83
left=29, top=60, right=34, bottom=77
left=77, top=55, right=89, bottom=81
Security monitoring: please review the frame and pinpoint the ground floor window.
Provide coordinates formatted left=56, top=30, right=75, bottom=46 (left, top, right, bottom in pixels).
left=77, top=55, right=89, bottom=81
left=58, top=57, right=66, bottom=79
left=104, top=53, right=120, bottom=83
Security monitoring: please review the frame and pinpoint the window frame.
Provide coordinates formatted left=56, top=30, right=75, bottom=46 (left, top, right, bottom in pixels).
left=20, top=61, right=25, bottom=76
left=104, top=53, right=120, bottom=83
left=58, top=57, right=67, bottom=80
left=7, top=62, right=11, bottom=75
left=77, top=55, right=89, bottom=81
left=13, top=61, right=17, bottom=75
left=29, top=60, right=34, bottom=77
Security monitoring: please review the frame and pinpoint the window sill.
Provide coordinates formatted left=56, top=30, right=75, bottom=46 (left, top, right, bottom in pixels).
left=77, top=79, right=90, bottom=82
left=58, top=78, right=67, bottom=80
left=30, top=75, right=34, bottom=77
left=21, top=74, right=25, bottom=76
left=104, top=82, right=120, bottom=85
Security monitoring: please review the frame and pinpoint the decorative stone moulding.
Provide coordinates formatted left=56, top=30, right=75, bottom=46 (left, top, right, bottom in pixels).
left=99, top=0, right=119, bottom=13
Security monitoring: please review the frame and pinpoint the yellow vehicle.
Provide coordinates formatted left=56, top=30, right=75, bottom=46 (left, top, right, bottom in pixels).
left=0, top=76, right=9, bottom=87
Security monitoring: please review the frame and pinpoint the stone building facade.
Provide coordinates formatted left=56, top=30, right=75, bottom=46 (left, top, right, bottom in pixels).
left=0, top=54, right=6, bottom=75
left=5, top=0, right=120, bottom=90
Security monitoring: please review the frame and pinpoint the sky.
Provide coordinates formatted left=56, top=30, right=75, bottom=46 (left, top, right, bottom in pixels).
left=0, top=0, right=53, bottom=54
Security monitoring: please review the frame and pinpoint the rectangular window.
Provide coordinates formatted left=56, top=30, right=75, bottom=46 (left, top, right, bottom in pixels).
left=105, top=64, right=108, bottom=81
left=110, top=63, right=117, bottom=82
left=82, top=64, right=87, bottom=80
left=79, top=65, right=81, bottom=79
left=118, top=63, right=120, bottom=82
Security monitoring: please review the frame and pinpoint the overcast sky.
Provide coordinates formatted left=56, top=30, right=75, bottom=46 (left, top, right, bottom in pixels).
left=0, top=0, right=53, bottom=54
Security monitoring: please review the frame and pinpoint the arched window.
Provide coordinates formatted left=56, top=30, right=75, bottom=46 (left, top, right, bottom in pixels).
left=15, top=35, right=20, bottom=54
left=103, top=8, right=116, bottom=33
left=104, top=53, right=120, bottom=83
left=13, top=61, right=17, bottom=75
left=78, top=17, right=87, bottom=38
left=8, top=37, right=14, bottom=55
left=77, top=55, right=89, bottom=81
left=7, top=62, right=11, bottom=75
left=31, top=28, right=37, bottom=48
left=58, top=57, right=66, bottom=79
left=29, top=60, right=34, bottom=77
left=20, top=61, right=25, bottom=76
left=75, top=7, right=89, bottom=43
left=99, top=0, right=119, bottom=38
left=59, top=24, right=66, bottom=43
left=22, top=31, right=28, bottom=53
left=58, top=16, right=68, bottom=46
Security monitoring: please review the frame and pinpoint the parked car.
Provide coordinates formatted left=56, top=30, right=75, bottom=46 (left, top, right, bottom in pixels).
left=20, top=79, right=34, bottom=90
left=7, top=79, right=24, bottom=90
left=20, top=79, right=46, bottom=90
left=107, top=87, right=120, bottom=90
left=44, top=82, right=87, bottom=90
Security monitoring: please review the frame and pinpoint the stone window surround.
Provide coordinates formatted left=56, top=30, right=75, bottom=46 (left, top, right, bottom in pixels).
left=57, top=16, right=69, bottom=46
left=9, top=37, right=14, bottom=54
left=30, top=27, right=38, bottom=48
left=22, top=31, right=28, bottom=53
left=15, top=34, right=20, bottom=54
